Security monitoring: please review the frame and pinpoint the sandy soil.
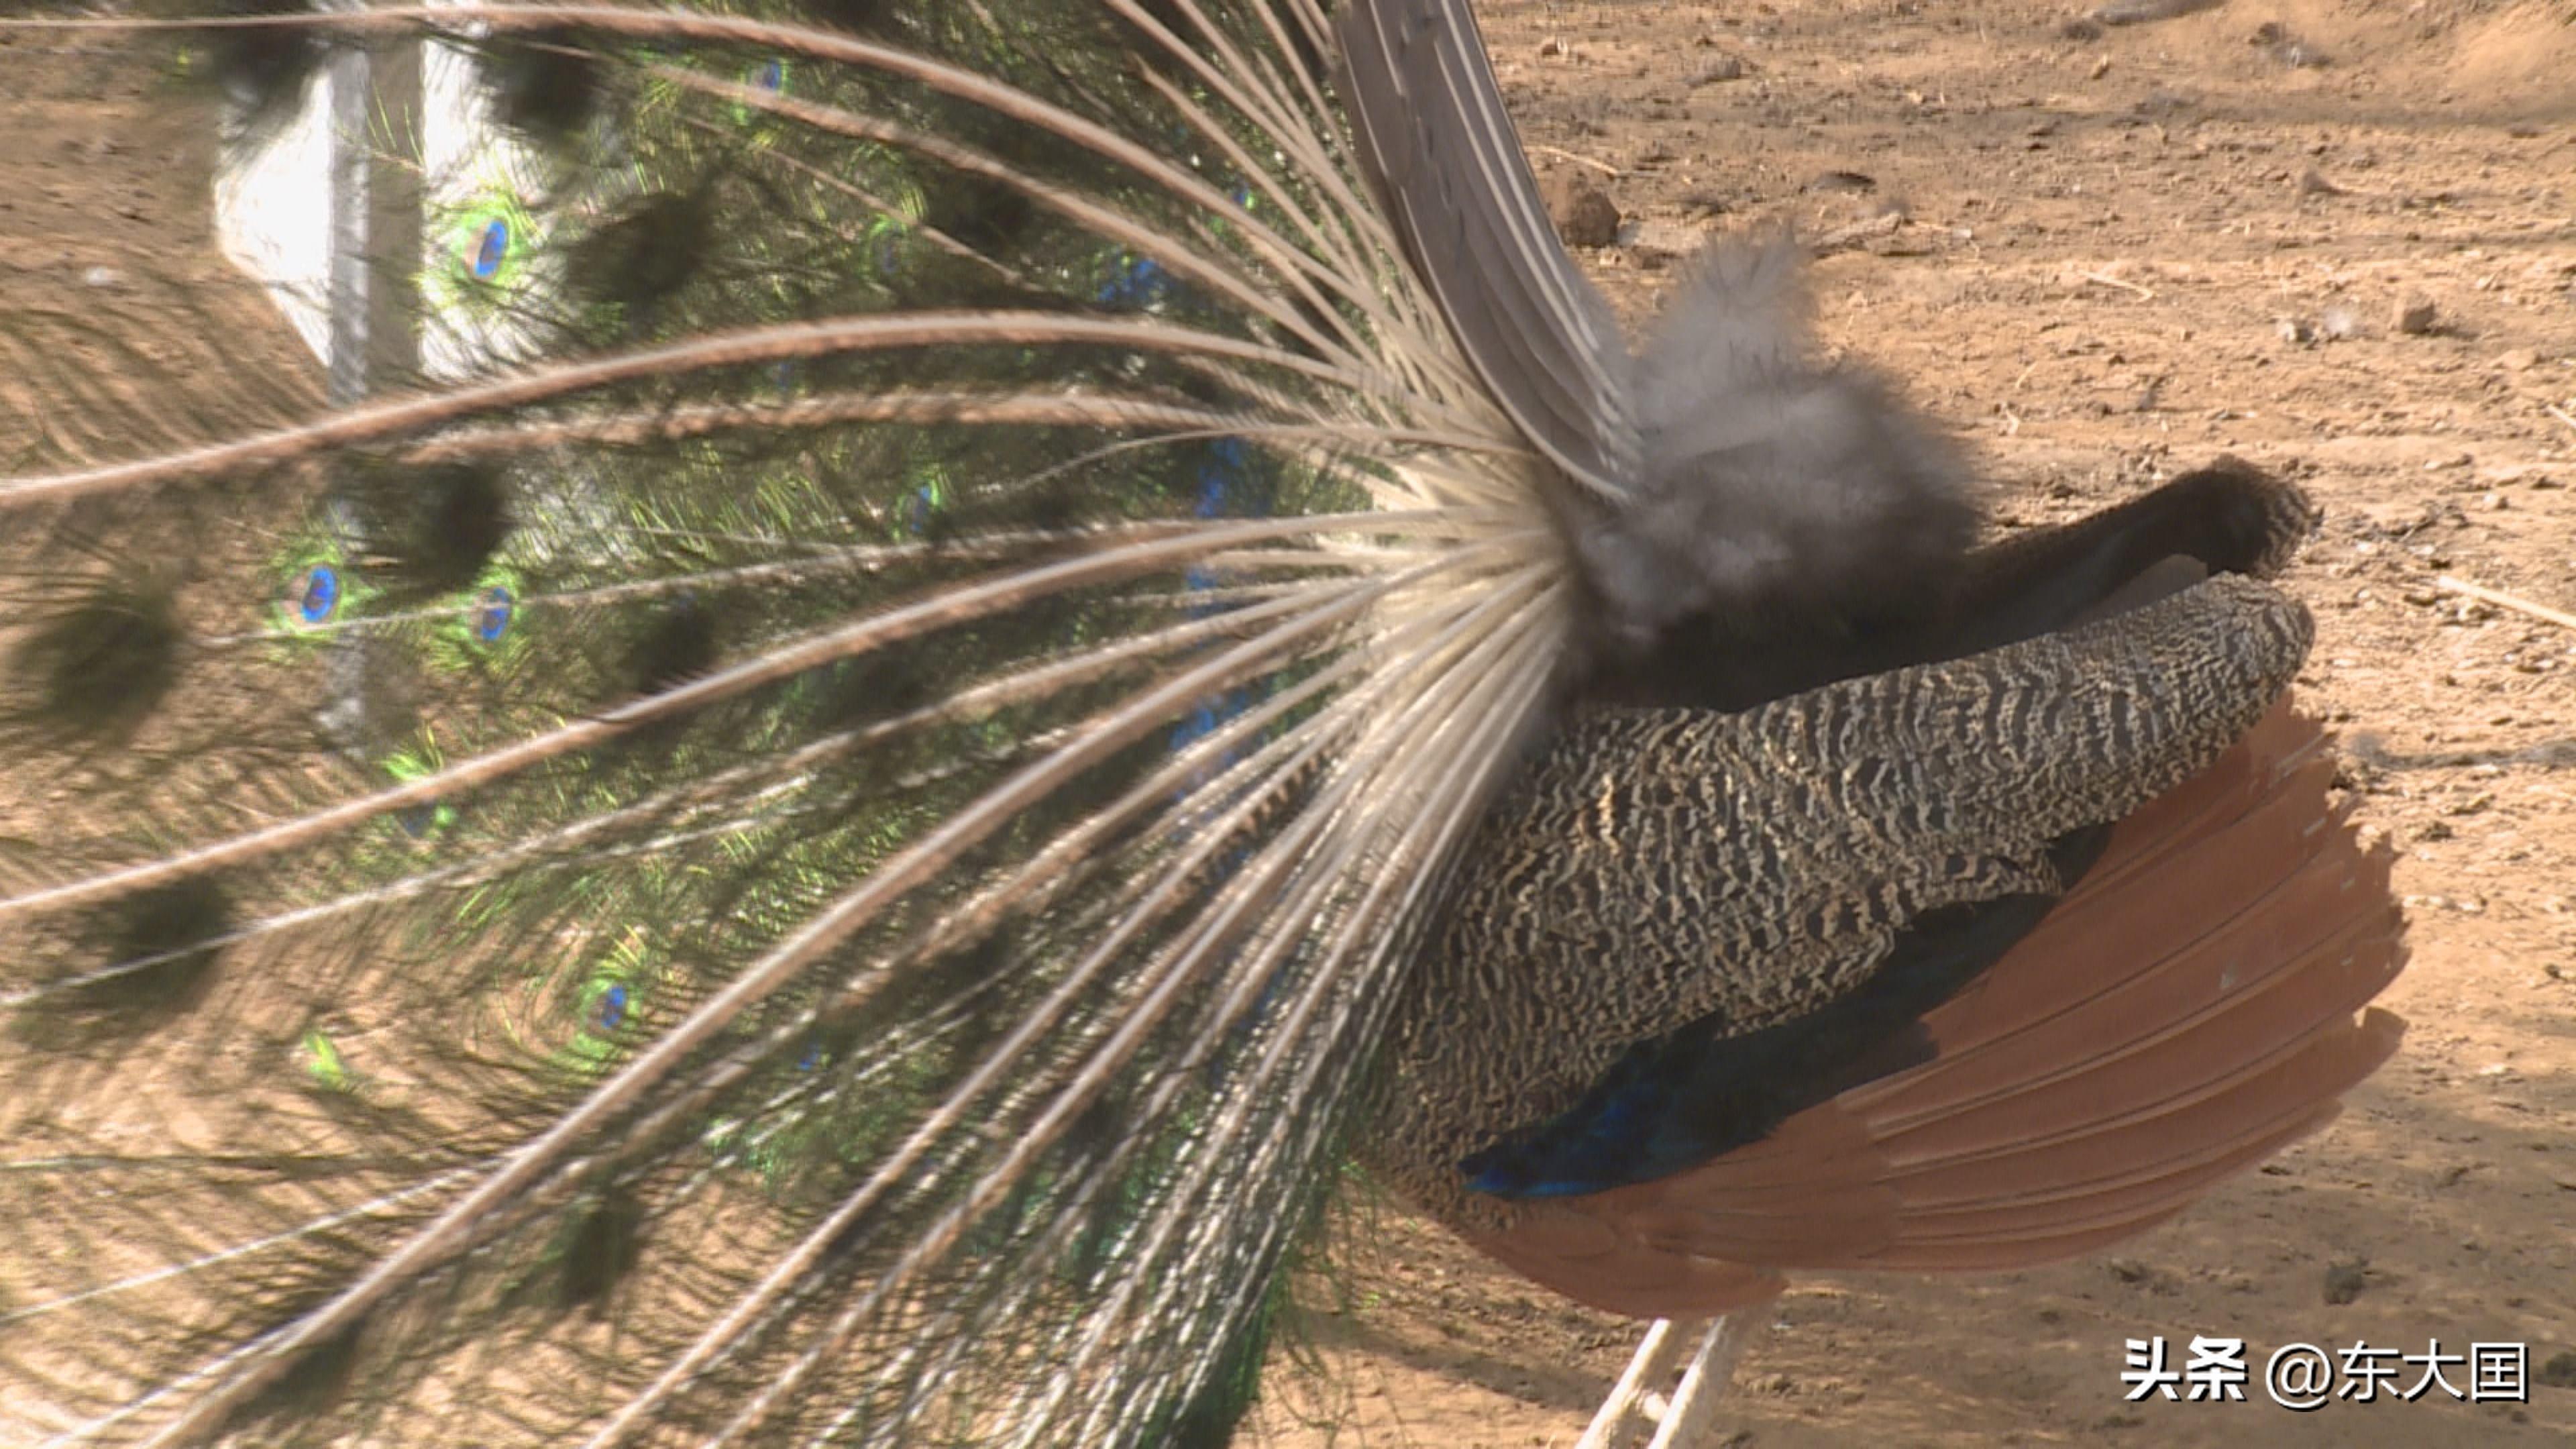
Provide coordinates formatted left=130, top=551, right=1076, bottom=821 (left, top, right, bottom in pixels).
left=1, top=3, right=2569, bottom=1446
left=0, top=29, right=320, bottom=473
left=1253, top=1, right=2575, bottom=1445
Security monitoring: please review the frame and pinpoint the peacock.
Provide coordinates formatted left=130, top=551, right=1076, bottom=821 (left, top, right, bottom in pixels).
left=0, top=1, right=2407, bottom=1445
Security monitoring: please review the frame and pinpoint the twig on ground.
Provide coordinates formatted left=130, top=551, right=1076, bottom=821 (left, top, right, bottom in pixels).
left=2436, top=574, right=2576, bottom=632
left=1532, top=144, right=1624, bottom=177
left=1811, top=211, right=1905, bottom=253
left=2081, top=270, right=2158, bottom=301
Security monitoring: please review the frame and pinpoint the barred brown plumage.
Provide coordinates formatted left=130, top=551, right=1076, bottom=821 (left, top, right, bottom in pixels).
left=0, top=1, right=2402, bottom=1445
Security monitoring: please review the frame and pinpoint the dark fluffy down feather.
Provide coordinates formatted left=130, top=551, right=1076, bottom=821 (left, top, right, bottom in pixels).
left=1572, top=237, right=1978, bottom=664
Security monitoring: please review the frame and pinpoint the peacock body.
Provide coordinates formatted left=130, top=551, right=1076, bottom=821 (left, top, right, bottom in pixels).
left=0, top=2, right=2403, bottom=1446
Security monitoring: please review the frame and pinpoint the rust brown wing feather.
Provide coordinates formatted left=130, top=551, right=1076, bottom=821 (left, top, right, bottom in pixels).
left=1467, top=702, right=2405, bottom=1319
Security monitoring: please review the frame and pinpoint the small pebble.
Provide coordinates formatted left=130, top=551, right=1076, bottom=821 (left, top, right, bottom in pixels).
left=2394, top=296, right=2439, bottom=335
left=1807, top=169, right=1879, bottom=193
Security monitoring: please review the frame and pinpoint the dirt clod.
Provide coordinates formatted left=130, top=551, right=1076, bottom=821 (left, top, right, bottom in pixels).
left=2540, top=1350, right=2576, bottom=1389
left=1538, top=169, right=1620, bottom=247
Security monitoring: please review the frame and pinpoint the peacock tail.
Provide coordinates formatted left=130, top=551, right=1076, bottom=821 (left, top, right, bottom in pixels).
left=3, top=4, right=1574, bottom=1444
left=0, top=1, right=2406, bottom=1446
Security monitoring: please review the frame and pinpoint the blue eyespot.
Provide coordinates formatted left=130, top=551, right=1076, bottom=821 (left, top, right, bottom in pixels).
left=396, top=804, right=439, bottom=838
left=289, top=565, right=339, bottom=625
left=598, top=983, right=629, bottom=1031
left=473, top=585, right=515, bottom=643
left=1096, top=256, right=1171, bottom=309
left=471, top=219, right=509, bottom=281
left=757, top=58, right=785, bottom=93
left=1196, top=437, right=1247, bottom=518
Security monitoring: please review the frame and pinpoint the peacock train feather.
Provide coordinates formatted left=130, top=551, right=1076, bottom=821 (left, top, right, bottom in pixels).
left=0, top=1, right=2404, bottom=1446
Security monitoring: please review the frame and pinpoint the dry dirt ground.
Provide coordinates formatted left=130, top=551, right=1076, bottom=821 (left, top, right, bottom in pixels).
left=1, top=3, right=2569, bottom=1447
left=0, top=33, right=320, bottom=475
